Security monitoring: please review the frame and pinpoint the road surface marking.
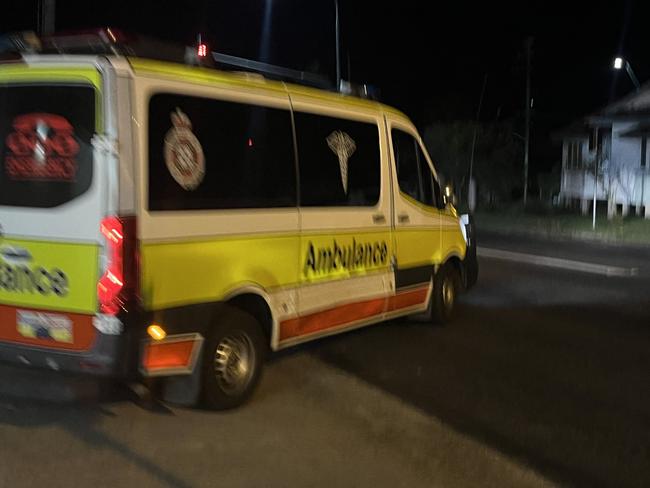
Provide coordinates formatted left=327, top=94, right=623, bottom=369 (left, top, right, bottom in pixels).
left=478, top=247, right=639, bottom=277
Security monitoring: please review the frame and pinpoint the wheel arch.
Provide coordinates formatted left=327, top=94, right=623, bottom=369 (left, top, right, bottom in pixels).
left=222, top=285, right=276, bottom=351
left=439, top=252, right=465, bottom=290
left=439, top=251, right=463, bottom=271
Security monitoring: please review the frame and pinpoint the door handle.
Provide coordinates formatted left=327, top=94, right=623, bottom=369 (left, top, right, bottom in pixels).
left=372, top=213, right=386, bottom=224
left=398, top=213, right=410, bottom=223
left=0, top=246, right=32, bottom=262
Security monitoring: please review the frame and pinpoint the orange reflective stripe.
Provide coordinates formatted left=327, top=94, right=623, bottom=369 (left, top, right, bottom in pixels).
left=279, top=285, right=429, bottom=342
left=386, top=287, right=429, bottom=312
left=281, top=296, right=385, bottom=341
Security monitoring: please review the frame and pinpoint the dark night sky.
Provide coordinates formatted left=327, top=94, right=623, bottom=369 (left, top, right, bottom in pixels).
left=1, top=0, right=646, bottom=174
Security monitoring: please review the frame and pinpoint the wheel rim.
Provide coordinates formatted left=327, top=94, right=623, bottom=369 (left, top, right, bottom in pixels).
left=213, top=331, right=255, bottom=396
left=442, top=275, right=455, bottom=312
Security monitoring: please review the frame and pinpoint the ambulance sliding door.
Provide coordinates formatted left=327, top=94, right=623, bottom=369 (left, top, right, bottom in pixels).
left=278, top=97, right=392, bottom=347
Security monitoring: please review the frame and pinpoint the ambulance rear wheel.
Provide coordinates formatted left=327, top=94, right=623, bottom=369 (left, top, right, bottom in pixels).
left=428, top=263, right=459, bottom=325
left=202, top=307, right=265, bottom=410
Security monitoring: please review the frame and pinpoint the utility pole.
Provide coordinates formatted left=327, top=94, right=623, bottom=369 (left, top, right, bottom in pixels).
left=37, top=0, right=56, bottom=36
left=592, top=132, right=599, bottom=229
left=468, top=73, right=487, bottom=212
left=523, top=37, right=533, bottom=207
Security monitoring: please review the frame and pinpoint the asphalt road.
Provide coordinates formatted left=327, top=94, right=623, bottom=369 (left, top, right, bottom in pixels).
left=316, top=233, right=650, bottom=488
left=0, top=234, right=648, bottom=488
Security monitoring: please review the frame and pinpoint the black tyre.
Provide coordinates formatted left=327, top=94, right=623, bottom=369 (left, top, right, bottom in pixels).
left=428, top=263, right=460, bottom=324
left=202, top=307, right=266, bottom=410
left=464, top=214, right=479, bottom=290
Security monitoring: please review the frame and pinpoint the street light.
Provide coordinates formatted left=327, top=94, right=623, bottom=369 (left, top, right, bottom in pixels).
left=613, top=56, right=640, bottom=91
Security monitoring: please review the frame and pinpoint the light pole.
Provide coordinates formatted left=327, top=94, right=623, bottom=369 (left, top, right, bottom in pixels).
left=259, top=0, right=273, bottom=63
left=37, top=0, right=55, bottom=35
left=523, top=37, right=533, bottom=207
left=592, top=128, right=599, bottom=230
left=259, top=0, right=341, bottom=90
left=335, top=0, right=341, bottom=90
left=613, top=56, right=640, bottom=91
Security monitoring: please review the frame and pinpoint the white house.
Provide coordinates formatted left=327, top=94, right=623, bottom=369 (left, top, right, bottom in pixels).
left=559, top=86, right=650, bottom=219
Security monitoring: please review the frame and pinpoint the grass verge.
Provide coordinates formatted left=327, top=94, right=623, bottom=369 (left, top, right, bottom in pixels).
left=474, top=210, right=650, bottom=246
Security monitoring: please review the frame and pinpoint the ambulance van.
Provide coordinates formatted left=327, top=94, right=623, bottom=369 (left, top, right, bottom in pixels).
left=0, top=31, right=477, bottom=409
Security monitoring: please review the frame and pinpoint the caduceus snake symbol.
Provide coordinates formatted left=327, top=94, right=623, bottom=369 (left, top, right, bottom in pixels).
left=327, top=130, right=356, bottom=194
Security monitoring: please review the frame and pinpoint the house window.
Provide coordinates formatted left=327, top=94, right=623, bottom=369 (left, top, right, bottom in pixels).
left=597, top=128, right=611, bottom=160
left=566, top=141, right=583, bottom=169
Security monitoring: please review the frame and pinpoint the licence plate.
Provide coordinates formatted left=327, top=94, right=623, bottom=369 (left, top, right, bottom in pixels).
left=16, top=310, right=73, bottom=343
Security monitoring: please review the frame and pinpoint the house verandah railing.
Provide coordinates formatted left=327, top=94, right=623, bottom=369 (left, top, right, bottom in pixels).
left=560, top=166, right=650, bottom=218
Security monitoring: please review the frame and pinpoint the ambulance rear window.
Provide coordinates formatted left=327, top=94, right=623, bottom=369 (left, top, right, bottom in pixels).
left=0, top=84, right=95, bottom=208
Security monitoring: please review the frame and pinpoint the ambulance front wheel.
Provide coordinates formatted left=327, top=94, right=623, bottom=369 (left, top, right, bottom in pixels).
left=202, top=307, right=266, bottom=410
left=429, top=263, right=459, bottom=325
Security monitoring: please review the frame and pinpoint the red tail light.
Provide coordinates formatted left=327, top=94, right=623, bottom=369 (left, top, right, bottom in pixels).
left=98, top=216, right=138, bottom=315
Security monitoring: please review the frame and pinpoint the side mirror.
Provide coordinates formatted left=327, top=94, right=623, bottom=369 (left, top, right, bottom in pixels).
left=443, top=185, right=456, bottom=206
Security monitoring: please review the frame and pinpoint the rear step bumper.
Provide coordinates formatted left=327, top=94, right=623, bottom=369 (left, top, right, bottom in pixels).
left=0, top=328, right=137, bottom=379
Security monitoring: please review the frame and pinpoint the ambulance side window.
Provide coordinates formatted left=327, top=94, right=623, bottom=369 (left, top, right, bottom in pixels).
left=392, top=129, right=436, bottom=207
left=148, top=93, right=296, bottom=211
left=295, top=112, right=381, bottom=207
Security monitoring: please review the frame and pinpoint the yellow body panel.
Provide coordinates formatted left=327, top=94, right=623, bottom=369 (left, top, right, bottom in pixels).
left=394, top=228, right=442, bottom=268
left=140, top=225, right=465, bottom=311
left=301, top=230, right=392, bottom=283
left=441, top=211, right=467, bottom=262
left=141, top=234, right=301, bottom=310
left=0, top=65, right=102, bottom=88
left=393, top=194, right=466, bottom=268
left=128, top=58, right=467, bottom=312
left=394, top=226, right=465, bottom=270
left=128, top=58, right=406, bottom=120
left=141, top=229, right=397, bottom=311
left=0, top=238, right=99, bottom=314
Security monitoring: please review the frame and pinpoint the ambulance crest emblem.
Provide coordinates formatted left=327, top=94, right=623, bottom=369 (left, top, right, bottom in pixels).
left=164, top=108, right=205, bottom=190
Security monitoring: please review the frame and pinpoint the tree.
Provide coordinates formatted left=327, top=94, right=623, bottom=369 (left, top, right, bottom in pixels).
left=422, top=121, right=472, bottom=197
left=423, top=119, right=521, bottom=206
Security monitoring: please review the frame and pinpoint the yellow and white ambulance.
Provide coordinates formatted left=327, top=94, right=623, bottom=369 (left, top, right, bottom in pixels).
left=0, top=30, right=477, bottom=408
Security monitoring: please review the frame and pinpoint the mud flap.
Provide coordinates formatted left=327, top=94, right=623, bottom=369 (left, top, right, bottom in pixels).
left=161, top=345, right=203, bottom=406
left=139, top=333, right=204, bottom=406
